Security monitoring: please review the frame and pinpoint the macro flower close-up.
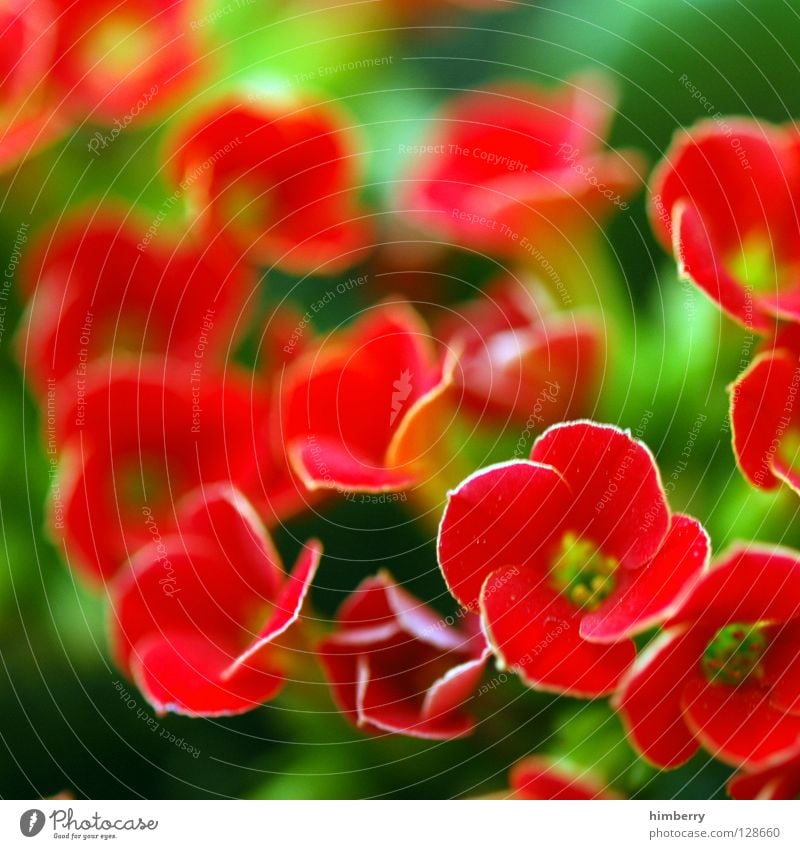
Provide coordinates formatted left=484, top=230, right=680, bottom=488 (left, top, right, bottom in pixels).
left=3, top=0, right=800, bottom=834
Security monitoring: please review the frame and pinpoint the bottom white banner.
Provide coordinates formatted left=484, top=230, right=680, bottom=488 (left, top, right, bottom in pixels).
left=0, top=800, right=797, bottom=848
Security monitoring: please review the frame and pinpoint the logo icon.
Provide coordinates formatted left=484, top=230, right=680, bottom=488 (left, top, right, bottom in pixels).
left=20, top=809, right=45, bottom=837
left=390, top=369, right=413, bottom=425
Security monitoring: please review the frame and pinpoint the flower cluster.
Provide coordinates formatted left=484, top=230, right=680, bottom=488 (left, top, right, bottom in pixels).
left=651, top=120, right=800, bottom=498
left=12, top=4, right=800, bottom=799
left=439, top=420, right=800, bottom=796
left=0, top=0, right=204, bottom=172
left=14, top=28, right=616, bottom=741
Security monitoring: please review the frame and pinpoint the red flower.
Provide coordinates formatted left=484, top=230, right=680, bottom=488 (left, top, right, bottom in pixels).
left=50, top=360, right=268, bottom=585
left=17, top=209, right=252, bottom=393
left=280, top=302, right=457, bottom=493
left=0, top=0, right=69, bottom=171
left=730, top=326, right=800, bottom=494
left=509, top=756, right=618, bottom=800
left=439, top=277, right=603, bottom=426
left=164, top=87, right=373, bottom=274
left=402, top=75, right=643, bottom=255
left=615, top=545, right=800, bottom=770
left=650, top=119, right=800, bottom=331
left=319, top=572, right=489, bottom=739
left=437, top=421, right=709, bottom=697
left=110, top=484, right=322, bottom=716
left=729, top=751, right=800, bottom=800
left=50, top=0, right=201, bottom=124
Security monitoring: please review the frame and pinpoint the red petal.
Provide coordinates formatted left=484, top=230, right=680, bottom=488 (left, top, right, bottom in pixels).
left=669, top=544, right=800, bottom=629
left=110, top=487, right=285, bottom=672
left=319, top=574, right=484, bottom=738
left=437, top=460, right=573, bottom=611
left=51, top=361, right=263, bottom=582
left=18, top=211, right=252, bottom=392
left=178, top=485, right=284, bottom=598
left=281, top=303, right=441, bottom=492
left=581, top=514, right=710, bottom=643
left=764, top=621, right=800, bottom=715
left=674, top=200, right=774, bottom=332
left=355, top=656, right=475, bottom=740
left=164, top=94, right=372, bottom=273
left=650, top=119, right=800, bottom=253
left=132, top=632, right=283, bottom=718
left=227, top=539, right=323, bottom=673
left=730, top=350, right=800, bottom=492
left=421, top=648, right=490, bottom=722
left=728, top=754, right=800, bottom=800
left=404, top=75, right=641, bottom=251
left=682, top=676, right=800, bottom=769
left=530, top=421, right=670, bottom=568
left=481, top=567, right=635, bottom=697
left=613, top=627, right=703, bottom=769
left=289, top=436, right=417, bottom=493
left=510, top=757, right=617, bottom=800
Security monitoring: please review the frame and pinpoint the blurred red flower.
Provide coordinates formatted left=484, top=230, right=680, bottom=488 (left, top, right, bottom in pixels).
left=50, top=360, right=270, bottom=584
left=439, top=277, right=603, bottom=426
left=730, top=325, right=800, bottom=495
left=615, top=545, right=800, bottom=769
left=17, top=209, right=252, bottom=393
left=164, top=86, right=373, bottom=274
left=729, top=750, right=800, bottom=800
left=50, top=0, right=201, bottom=124
left=280, top=302, right=458, bottom=493
left=110, top=484, right=321, bottom=716
left=402, top=75, right=643, bottom=256
left=509, top=756, right=618, bottom=800
left=0, top=0, right=69, bottom=171
left=319, top=571, right=489, bottom=739
left=437, top=421, right=709, bottom=697
left=650, top=119, right=800, bottom=332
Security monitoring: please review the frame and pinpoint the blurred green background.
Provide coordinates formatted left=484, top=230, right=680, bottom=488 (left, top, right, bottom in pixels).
left=2, top=0, right=800, bottom=799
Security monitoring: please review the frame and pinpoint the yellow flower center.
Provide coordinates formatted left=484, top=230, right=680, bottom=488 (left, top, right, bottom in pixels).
left=550, top=532, right=617, bottom=611
left=702, top=623, right=768, bottom=686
